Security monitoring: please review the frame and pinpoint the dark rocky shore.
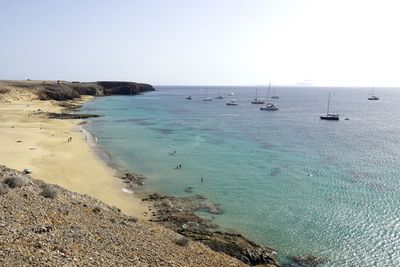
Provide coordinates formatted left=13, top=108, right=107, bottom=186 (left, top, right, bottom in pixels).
left=122, top=173, right=278, bottom=266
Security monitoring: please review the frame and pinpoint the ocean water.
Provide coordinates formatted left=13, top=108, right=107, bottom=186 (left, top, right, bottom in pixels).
left=80, top=86, right=400, bottom=266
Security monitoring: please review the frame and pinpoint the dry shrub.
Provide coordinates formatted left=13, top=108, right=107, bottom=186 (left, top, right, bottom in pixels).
left=0, top=88, right=10, bottom=94
left=40, top=184, right=58, bottom=199
left=92, top=206, right=101, bottom=213
left=175, top=236, right=190, bottom=248
left=3, top=176, right=27, bottom=189
left=0, top=183, right=9, bottom=195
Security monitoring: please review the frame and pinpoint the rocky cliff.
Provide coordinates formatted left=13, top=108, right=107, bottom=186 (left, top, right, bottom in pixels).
left=0, top=80, right=155, bottom=101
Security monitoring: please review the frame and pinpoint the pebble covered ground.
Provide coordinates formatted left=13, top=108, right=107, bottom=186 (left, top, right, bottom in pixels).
left=0, top=165, right=246, bottom=267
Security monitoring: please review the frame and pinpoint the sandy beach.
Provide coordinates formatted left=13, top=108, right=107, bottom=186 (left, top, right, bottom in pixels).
left=0, top=85, right=150, bottom=219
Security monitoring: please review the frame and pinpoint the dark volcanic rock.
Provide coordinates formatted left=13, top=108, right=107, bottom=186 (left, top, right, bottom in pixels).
left=120, top=173, right=146, bottom=190
left=47, top=113, right=101, bottom=119
left=36, top=84, right=81, bottom=101
left=290, top=255, right=326, bottom=266
left=70, top=84, right=99, bottom=95
left=97, top=81, right=154, bottom=95
left=143, top=193, right=278, bottom=266
left=184, top=186, right=194, bottom=193
left=180, top=229, right=277, bottom=265
left=32, top=81, right=154, bottom=101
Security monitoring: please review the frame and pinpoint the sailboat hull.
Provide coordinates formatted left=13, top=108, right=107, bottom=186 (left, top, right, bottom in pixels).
left=320, top=115, right=339, bottom=120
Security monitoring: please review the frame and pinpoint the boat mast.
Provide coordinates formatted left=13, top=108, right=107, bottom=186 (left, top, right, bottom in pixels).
left=267, top=82, right=271, bottom=102
left=327, top=92, right=331, bottom=115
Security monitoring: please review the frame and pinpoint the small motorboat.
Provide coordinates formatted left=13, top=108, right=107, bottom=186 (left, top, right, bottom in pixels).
left=186, top=96, right=192, bottom=100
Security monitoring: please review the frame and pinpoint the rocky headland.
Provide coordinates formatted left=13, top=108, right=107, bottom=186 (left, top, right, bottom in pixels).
left=0, top=80, right=155, bottom=101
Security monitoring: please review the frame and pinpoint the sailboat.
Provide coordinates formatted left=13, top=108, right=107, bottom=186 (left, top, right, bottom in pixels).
left=368, top=87, right=379, bottom=100
left=203, top=87, right=212, bottom=101
left=215, top=89, right=223, bottom=99
left=260, top=82, right=279, bottom=111
left=320, top=92, right=339, bottom=120
left=251, top=88, right=265, bottom=104
left=271, top=88, right=279, bottom=99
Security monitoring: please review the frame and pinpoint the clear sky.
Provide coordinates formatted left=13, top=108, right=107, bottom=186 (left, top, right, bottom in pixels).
left=1, top=0, right=400, bottom=86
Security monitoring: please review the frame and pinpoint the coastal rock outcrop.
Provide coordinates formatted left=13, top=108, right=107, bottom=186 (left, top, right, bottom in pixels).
left=46, top=112, right=101, bottom=120
left=97, top=81, right=154, bottom=95
left=120, top=172, right=147, bottom=190
left=36, top=84, right=82, bottom=101
left=289, top=255, right=327, bottom=266
left=143, top=193, right=278, bottom=266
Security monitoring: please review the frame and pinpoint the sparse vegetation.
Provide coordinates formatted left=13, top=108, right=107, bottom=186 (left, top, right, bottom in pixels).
left=0, top=88, right=10, bottom=94
left=40, top=184, right=58, bottom=199
left=92, top=206, right=101, bottom=213
left=175, top=236, right=190, bottom=248
left=3, top=176, right=26, bottom=189
left=128, top=216, right=138, bottom=223
left=0, top=183, right=9, bottom=194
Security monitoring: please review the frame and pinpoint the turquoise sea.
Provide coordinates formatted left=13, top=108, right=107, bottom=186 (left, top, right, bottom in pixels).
left=81, top=86, right=400, bottom=266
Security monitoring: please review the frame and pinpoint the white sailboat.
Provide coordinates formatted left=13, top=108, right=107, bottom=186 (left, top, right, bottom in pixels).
left=251, top=88, right=265, bottom=104
left=368, top=87, right=379, bottom=100
left=320, top=92, right=339, bottom=120
left=203, top=87, right=212, bottom=101
left=215, top=89, right=223, bottom=99
left=260, top=82, right=279, bottom=111
left=271, top=88, right=279, bottom=99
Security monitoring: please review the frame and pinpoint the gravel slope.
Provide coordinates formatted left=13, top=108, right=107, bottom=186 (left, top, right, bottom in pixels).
left=0, top=165, right=246, bottom=267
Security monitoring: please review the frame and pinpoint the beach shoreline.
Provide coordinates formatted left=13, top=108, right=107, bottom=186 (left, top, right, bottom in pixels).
left=0, top=85, right=151, bottom=219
